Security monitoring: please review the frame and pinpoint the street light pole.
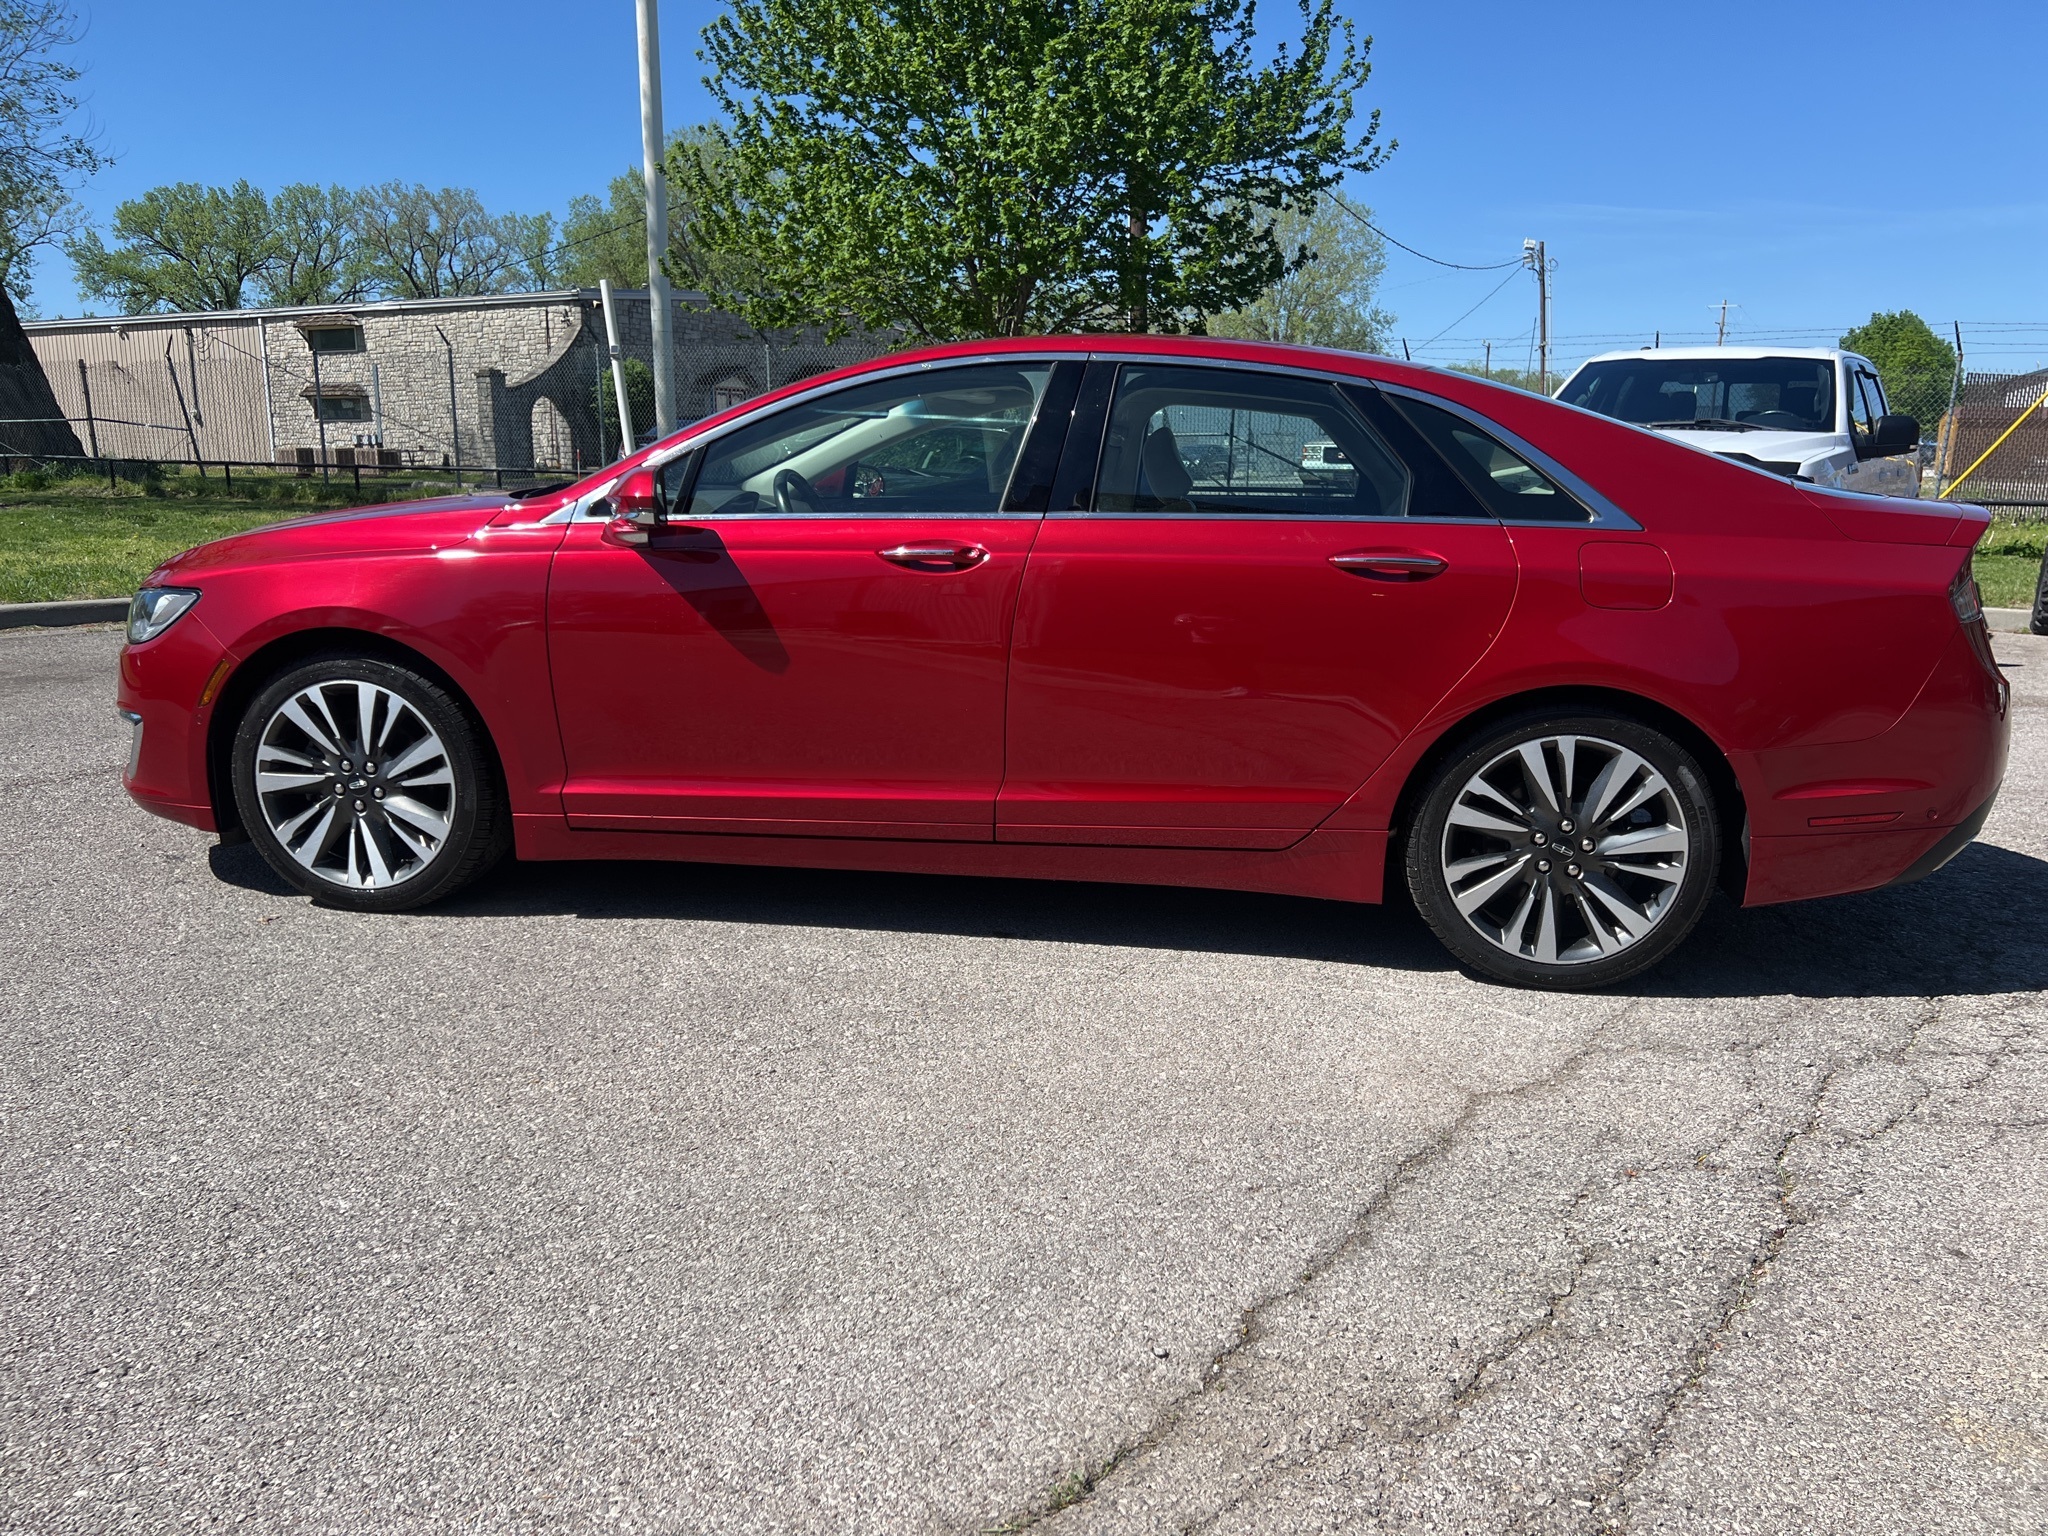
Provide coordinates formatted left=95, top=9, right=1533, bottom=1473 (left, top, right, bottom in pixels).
left=637, top=0, right=676, bottom=438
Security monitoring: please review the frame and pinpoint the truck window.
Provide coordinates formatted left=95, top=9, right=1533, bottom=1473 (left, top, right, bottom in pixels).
left=1846, top=365, right=1875, bottom=442
left=1559, top=357, right=1834, bottom=433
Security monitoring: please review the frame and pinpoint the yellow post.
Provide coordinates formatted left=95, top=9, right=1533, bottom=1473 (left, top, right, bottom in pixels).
left=1944, top=386, right=2048, bottom=500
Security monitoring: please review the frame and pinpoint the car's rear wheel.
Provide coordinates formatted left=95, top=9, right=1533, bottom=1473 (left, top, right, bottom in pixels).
left=1405, top=712, right=1719, bottom=990
left=231, top=655, right=508, bottom=912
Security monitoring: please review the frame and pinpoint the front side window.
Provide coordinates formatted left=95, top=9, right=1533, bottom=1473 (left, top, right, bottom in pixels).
left=1093, top=365, right=1409, bottom=518
left=1389, top=394, right=1590, bottom=524
left=1559, top=356, right=1835, bottom=434
left=680, top=364, right=1052, bottom=518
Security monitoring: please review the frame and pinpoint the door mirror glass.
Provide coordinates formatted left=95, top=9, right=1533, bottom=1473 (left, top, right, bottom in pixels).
left=681, top=364, right=1053, bottom=519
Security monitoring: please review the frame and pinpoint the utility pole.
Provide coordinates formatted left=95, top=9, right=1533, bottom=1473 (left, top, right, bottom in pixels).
left=1523, top=239, right=1550, bottom=393
left=637, top=0, right=676, bottom=438
left=1715, top=300, right=1731, bottom=345
left=1483, top=340, right=1492, bottom=380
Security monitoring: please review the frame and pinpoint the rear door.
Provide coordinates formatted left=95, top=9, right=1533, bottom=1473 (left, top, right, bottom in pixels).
left=997, top=362, right=1518, bottom=848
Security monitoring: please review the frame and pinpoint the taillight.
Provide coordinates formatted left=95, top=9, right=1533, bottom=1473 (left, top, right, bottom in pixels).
left=1949, top=563, right=1983, bottom=625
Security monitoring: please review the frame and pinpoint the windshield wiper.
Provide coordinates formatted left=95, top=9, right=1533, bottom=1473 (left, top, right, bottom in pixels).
left=1645, top=418, right=1763, bottom=433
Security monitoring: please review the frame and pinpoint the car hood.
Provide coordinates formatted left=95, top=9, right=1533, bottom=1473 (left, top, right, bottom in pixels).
left=1645, top=427, right=1841, bottom=466
left=144, top=492, right=521, bottom=583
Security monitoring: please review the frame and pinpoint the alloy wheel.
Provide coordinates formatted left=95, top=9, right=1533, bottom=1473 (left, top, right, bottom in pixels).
left=1438, top=733, right=1690, bottom=967
left=251, top=679, right=456, bottom=890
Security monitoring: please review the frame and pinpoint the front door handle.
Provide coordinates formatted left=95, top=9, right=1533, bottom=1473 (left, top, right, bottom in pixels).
left=877, top=542, right=989, bottom=571
left=1329, top=551, right=1448, bottom=580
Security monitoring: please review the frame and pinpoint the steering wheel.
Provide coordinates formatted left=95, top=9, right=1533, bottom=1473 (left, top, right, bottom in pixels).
left=773, top=468, right=822, bottom=516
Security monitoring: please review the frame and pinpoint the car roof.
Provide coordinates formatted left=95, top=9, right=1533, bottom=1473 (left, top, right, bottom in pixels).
left=1571, top=345, right=1857, bottom=367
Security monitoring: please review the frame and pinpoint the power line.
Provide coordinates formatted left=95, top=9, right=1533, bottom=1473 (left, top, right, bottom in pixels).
left=1326, top=194, right=1522, bottom=272
left=1415, top=266, right=1525, bottom=351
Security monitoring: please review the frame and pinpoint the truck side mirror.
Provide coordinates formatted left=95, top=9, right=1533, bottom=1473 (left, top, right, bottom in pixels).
left=1869, top=414, right=1919, bottom=457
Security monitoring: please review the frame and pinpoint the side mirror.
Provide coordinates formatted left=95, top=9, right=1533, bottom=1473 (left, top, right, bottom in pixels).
left=603, top=468, right=662, bottom=545
left=1867, top=414, right=1919, bottom=458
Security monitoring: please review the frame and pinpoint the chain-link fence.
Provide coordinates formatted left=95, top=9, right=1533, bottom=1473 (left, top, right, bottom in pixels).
left=1, top=288, right=893, bottom=486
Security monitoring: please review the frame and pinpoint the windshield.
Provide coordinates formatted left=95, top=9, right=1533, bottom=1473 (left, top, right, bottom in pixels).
left=1559, top=357, right=1836, bottom=434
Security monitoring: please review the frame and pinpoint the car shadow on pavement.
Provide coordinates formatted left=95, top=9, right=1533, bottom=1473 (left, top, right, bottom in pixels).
left=209, top=837, right=2048, bottom=998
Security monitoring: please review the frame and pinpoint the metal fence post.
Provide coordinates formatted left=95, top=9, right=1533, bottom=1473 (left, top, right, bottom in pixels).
left=436, top=326, right=462, bottom=489
left=75, top=359, right=98, bottom=459
left=1934, top=322, right=1965, bottom=500
left=311, top=344, right=330, bottom=486
left=164, top=342, right=206, bottom=480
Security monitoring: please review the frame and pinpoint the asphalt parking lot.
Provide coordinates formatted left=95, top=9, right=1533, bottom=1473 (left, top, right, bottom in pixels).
left=3, top=623, right=2044, bottom=1536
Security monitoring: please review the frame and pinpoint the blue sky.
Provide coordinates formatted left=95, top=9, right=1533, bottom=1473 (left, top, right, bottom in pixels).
left=25, top=0, right=2048, bottom=374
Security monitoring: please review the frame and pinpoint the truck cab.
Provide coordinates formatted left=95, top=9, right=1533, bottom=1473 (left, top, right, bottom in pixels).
left=1555, top=346, right=1921, bottom=497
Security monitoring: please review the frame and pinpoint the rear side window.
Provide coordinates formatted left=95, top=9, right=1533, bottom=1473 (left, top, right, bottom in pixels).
left=1386, top=394, right=1591, bottom=524
left=1093, top=364, right=1410, bottom=518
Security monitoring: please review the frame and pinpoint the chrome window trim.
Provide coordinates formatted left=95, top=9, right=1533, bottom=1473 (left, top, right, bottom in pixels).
left=542, top=348, right=1640, bottom=531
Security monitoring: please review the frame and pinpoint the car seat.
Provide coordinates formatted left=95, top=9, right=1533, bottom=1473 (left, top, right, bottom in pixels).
left=1137, top=424, right=1194, bottom=508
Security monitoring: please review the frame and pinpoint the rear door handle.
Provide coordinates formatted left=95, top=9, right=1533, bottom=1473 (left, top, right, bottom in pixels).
left=1329, top=551, right=1448, bottom=580
left=877, top=542, right=989, bottom=571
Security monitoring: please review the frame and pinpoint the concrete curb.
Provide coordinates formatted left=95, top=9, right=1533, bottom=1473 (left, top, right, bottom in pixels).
left=0, top=599, right=127, bottom=631
left=1987, top=607, right=2039, bottom=635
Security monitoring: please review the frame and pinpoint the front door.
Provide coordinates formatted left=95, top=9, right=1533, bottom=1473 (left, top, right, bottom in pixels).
left=547, top=361, right=1070, bottom=839
left=998, top=363, right=1520, bottom=848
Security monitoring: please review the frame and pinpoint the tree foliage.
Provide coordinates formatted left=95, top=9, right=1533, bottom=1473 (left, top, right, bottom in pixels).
left=1840, top=309, right=1957, bottom=424
left=0, top=0, right=102, bottom=307
left=69, top=181, right=276, bottom=311
left=1207, top=198, right=1390, bottom=352
left=69, top=180, right=568, bottom=311
left=349, top=183, right=531, bottom=300
left=675, top=0, right=1389, bottom=342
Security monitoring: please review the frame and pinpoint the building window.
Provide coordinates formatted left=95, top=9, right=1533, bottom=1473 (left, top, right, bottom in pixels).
left=311, top=393, right=372, bottom=423
left=303, top=325, right=364, bottom=354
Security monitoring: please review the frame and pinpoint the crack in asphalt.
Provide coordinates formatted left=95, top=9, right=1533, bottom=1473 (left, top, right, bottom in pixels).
left=986, top=1019, right=1632, bottom=1533
left=1589, top=994, right=2040, bottom=1532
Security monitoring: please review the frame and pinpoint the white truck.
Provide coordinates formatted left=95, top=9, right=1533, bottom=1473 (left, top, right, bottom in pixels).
left=1554, top=346, right=1921, bottom=497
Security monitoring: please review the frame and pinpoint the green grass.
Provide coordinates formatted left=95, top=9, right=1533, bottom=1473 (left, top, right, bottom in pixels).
left=0, top=465, right=457, bottom=604
left=1975, top=516, right=2046, bottom=610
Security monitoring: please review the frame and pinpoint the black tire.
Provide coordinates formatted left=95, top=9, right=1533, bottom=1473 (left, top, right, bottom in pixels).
left=2030, top=552, right=2047, bottom=637
left=231, top=653, right=509, bottom=912
left=1404, top=711, right=1720, bottom=990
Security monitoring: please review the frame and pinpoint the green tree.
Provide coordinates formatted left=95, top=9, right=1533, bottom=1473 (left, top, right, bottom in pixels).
left=1839, top=310, right=1956, bottom=426
left=69, top=180, right=273, bottom=312
left=0, top=0, right=96, bottom=458
left=258, top=184, right=365, bottom=306
left=350, top=183, right=527, bottom=298
left=557, top=172, right=647, bottom=289
left=1207, top=198, right=1390, bottom=352
left=0, top=0, right=102, bottom=307
left=675, top=0, right=1388, bottom=342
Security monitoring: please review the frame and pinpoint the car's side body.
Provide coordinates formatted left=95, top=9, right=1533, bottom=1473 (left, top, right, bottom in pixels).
left=118, top=334, right=2009, bottom=917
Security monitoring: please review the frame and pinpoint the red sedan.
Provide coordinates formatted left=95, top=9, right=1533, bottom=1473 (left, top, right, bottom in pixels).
left=117, top=337, right=2010, bottom=988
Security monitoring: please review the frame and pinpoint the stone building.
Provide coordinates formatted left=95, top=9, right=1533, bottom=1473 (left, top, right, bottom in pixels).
left=22, top=289, right=888, bottom=475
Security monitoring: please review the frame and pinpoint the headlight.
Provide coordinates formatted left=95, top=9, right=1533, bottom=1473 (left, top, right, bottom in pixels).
left=127, top=586, right=201, bottom=644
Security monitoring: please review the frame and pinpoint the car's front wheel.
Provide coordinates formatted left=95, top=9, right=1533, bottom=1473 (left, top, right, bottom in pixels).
left=1405, top=713, right=1720, bottom=990
left=231, top=654, right=508, bottom=911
